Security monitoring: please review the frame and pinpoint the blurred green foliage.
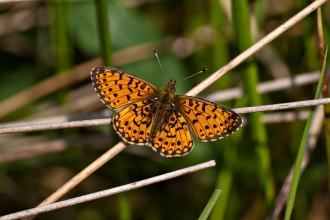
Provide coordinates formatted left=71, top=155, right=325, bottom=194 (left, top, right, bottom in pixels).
left=0, top=0, right=329, bottom=219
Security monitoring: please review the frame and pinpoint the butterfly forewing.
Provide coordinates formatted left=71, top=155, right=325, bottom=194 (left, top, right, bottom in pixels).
left=176, top=96, right=242, bottom=141
left=91, top=67, right=158, bottom=109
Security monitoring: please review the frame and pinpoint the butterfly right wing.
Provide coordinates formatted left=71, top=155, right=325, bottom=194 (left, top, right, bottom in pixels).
left=91, top=66, right=158, bottom=109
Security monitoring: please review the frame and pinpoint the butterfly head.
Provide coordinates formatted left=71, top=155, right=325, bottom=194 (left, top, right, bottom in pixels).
left=165, top=78, right=177, bottom=93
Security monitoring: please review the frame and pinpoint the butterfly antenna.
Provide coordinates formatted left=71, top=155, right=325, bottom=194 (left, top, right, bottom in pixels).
left=178, top=68, right=207, bottom=83
left=153, top=48, right=169, bottom=81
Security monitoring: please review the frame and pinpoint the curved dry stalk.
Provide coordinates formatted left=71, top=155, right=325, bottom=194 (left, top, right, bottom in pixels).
left=0, top=160, right=216, bottom=220
left=185, top=0, right=327, bottom=97
left=1, top=98, right=329, bottom=135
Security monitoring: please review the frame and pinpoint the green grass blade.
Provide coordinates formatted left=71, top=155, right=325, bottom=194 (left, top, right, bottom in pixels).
left=232, top=0, right=274, bottom=210
left=118, top=193, right=132, bottom=220
left=210, top=169, right=233, bottom=220
left=284, top=46, right=328, bottom=220
left=199, top=189, right=222, bottom=220
left=94, top=0, right=113, bottom=66
left=47, top=0, right=73, bottom=72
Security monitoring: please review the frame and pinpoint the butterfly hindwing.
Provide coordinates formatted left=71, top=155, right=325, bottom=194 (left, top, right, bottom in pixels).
left=176, top=96, right=242, bottom=141
left=113, top=100, right=155, bottom=145
left=149, top=109, right=194, bottom=157
left=91, top=67, right=158, bottom=109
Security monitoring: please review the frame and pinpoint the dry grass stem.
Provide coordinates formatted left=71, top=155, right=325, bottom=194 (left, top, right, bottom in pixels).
left=0, top=58, right=101, bottom=119
left=0, top=110, right=309, bottom=164
left=0, top=118, right=111, bottom=134
left=0, top=110, right=311, bottom=163
left=203, top=71, right=320, bottom=102
left=251, top=110, right=310, bottom=124
left=17, top=142, right=128, bottom=219
left=0, top=160, right=216, bottom=220
left=1, top=98, right=328, bottom=135
left=233, top=98, right=330, bottom=114
left=185, top=0, right=327, bottom=97
left=0, top=109, right=111, bottom=128
left=0, top=134, right=110, bottom=164
left=0, top=0, right=40, bottom=3
left=0, top=41, right=159, bottom=119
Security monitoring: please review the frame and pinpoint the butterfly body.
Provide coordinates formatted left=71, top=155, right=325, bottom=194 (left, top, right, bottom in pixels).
left=91, top=66, right=242, bottom=157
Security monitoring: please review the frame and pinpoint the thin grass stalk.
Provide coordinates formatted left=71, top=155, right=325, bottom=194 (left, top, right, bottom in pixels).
left=2, top=98, right=330, bottom=134
left=21, top=142, right=127, bottom=220
left=94, top=0, right=113, bottom=66
left=117, top=192, right=132, bottom=220
left=204, top=71, right=320, bottom=102
left=0, top=161, right=216, bottom=220
left=46, top=0, right=72, bottom=72
left=254, top=0, right=268, bottom=27
left=0, top=42, right=158, bottom=119
left=300, top=0, right=319, bottom=70
left=185, top=0, right=327, bottom=97
left=267, top=105, right=324, bottom=219
left=232, top=0, right=274, bottom=210
left=209, top=166, right=233, bottom=219
left=0, top=110, right=316, bottom=164
left=198, top=189, right=222, bottom=220
left=209, top=0, right=230, bottom=91
left=284, top=47, right=328, bottom=220
left=317, top=7, right=330, bottom=205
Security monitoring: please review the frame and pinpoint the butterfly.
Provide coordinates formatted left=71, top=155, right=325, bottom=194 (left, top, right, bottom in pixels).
left=91, top=66, right=243, bottom=157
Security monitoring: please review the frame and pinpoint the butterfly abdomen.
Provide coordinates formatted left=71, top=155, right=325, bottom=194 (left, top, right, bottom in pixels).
left=148, top=89, right=176, bottom=140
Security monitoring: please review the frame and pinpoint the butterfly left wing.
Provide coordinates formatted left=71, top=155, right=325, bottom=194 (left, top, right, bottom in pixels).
left=91, top=66, right=158, bottom=109
left=176, top=96, right=242, bottom=141
left=148, top=109, right=194, bottom=157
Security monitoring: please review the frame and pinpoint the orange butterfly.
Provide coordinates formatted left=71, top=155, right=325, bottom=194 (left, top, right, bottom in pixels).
left=91, top=66, right=242, bottom=157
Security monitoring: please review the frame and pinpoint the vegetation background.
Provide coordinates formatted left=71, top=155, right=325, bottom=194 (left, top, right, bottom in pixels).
left=0, top=0, right=329, bottom=219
